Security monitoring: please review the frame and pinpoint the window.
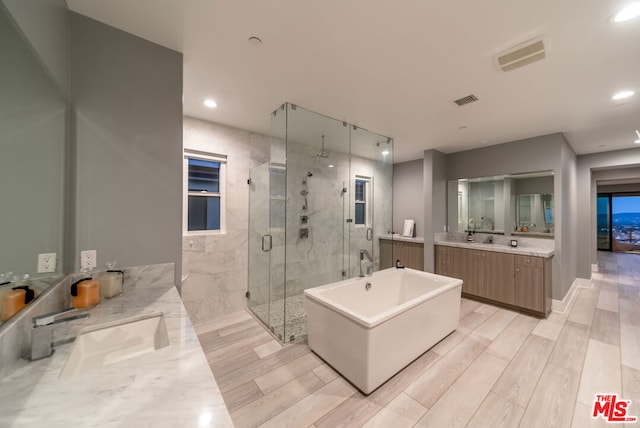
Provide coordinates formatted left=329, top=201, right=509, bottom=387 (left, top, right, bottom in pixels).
left=184, top=151, right=226, bottom=233
left=355, top=177, right=370, bottom=226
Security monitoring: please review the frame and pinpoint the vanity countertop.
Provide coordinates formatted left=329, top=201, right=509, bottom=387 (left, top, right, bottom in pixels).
left=435, top=239, right=554, bottom=258
left=379, top=234, right=425, bottom=243
left=0, top=277, right=233, bottom=427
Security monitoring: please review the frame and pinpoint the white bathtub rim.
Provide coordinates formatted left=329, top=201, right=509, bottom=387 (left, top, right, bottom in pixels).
left=304, top=268, right=462, bottom=329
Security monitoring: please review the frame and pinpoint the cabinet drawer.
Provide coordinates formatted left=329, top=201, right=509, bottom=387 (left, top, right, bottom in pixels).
left=515, top=255, right=543, bottom=269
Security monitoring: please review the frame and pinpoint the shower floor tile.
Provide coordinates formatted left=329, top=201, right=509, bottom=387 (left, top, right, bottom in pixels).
left=249, top=294, right=307, bottom=342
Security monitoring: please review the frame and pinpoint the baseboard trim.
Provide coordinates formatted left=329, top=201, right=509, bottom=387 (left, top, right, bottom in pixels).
left=552, top=277, right=592, bottom=313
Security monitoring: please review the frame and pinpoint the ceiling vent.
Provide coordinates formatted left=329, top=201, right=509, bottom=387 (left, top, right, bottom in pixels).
left=497, top=38, right=546, bottom=72
left=453, top=94, right=479, bottom=106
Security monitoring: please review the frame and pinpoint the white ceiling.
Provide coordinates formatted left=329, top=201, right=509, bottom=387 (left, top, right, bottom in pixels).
left=66, top=0, right=640, bottom=163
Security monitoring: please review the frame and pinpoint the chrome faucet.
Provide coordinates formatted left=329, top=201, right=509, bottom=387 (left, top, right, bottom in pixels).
left=359, top=249, right=373, bottom=277
left=31, top=308, right=90, bottom=360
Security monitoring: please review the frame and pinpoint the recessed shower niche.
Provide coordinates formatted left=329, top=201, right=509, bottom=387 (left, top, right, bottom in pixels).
left=247, top=103, right=394, bottom=342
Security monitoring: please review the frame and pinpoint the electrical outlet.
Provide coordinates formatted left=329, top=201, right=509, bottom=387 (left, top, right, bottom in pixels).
left=80, top=250, right=97, bottom=271
left=37, top=253, right=57, bottom=273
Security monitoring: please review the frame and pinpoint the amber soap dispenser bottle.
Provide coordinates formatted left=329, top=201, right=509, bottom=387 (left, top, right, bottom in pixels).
left=71, top=277, right=100, bottom=308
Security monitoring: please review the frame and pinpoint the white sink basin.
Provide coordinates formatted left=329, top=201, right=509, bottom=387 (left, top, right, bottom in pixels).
left=59, top=312, right=169, bottom=378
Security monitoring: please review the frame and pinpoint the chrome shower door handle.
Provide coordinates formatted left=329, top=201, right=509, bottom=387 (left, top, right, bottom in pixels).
left=261, top=234, right=272, bottom=252
left=366, top=228, right=373, bottom=241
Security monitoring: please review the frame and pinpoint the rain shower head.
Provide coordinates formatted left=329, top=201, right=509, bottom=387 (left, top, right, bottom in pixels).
left=317, top=135, right=329, bottom=158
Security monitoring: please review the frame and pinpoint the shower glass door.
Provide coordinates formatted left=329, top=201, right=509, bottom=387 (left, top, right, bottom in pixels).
left=283, top=104, right=350, bottom=341
left=247, top=163, right=285, bottom=340
left=349, top=126, right=394, bottom=275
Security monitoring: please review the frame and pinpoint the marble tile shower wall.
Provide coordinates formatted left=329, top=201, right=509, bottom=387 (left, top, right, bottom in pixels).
left=182, top=117, right=270, bottom=323
left=280, top=141, right=393, bottom=298
left=181, top=116, right=393, bottom=322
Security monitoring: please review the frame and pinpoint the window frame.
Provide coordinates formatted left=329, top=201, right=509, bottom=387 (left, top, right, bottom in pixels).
left=183, top=149, right=227, bottom=235
left=354, top=176, right=372, bottom=227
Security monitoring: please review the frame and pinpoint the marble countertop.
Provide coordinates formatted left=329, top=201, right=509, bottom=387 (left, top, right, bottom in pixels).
left=0, top=273, right=233, bottom=427
left=434, top=240, right=554, bottom=258
left=378, top=234, right=425, bottom=243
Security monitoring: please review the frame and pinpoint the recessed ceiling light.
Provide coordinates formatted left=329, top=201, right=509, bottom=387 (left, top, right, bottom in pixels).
left=612, top=90, right=635, bottom=100
left=328, top=164, right=335, bottom=168
left=382, top=150, right=390, bottom=156
left=203, top=99, right=218, bottom=108
left=614, top=3, right=640, bottom=22
left=248, top=36, right=262, bottom=47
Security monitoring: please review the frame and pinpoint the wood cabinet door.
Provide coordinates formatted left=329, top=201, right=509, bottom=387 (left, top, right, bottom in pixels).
left=379, top=239, right=393, bottom=269
left=435, top=245, right=453, bottom=276
left=392, top=241, right=405, bottom=267
left=514, top=256, right=544, bottom=312
left=405, top=242, right=424, bottom=270
left=391, top=241, right=424, bottom=270
left=455, top=248, right=483, bottom=296
left=482, top=251, right=515, bottom=305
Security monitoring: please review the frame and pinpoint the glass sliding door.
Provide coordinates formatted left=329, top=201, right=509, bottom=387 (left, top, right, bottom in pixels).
left=612, top=194, right=640, bottom=251
left=597, top=194, right=611, bottom=251
left=598, top=193, right=640, bottom=252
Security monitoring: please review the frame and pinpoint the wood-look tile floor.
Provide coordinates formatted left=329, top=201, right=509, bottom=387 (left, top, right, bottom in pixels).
left=194, top=252, right=640, bottom=427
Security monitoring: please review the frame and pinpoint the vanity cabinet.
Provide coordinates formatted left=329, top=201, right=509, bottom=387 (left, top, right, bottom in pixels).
left=436, top=247, right=514, bottom=302
left=380, top=239, right=424, bottom=270
left=435, top=245, right=454, bottom=277
left=435, top=245, right=551, bottom=316
left=482, top=251, right=516, bottom=304
left=514, top=255, right=551, bottom=313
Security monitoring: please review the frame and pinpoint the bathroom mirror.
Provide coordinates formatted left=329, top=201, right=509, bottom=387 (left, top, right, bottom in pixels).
left=447, top=177, right=505, bottom=233
left=516, top=194, right=554, bottom=233
left=0, top=3, right=69, bottom=325
left=513, top=172, right=554, bottom=236
left=447, top=171, right=554, bottom=237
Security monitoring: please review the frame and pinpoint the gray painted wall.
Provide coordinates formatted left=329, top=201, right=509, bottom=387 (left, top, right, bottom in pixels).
left=70, top=13, right=183, bottom=285
left=577, top=152, right=640, bottom=277
left=393, top=159, right=424, bottom=237
left=559, top=142, right=577, bottom=300
left=423, top=149, right=447, bottom=272
left=442, top=133, right=577, bottom=301
left=446, top=134, right=565, bottom=180
left=1, top=0, right=70, bottom=95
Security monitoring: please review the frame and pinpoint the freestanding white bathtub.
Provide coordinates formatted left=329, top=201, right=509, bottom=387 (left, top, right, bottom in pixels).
left=304, top=267, right=462, bottom=394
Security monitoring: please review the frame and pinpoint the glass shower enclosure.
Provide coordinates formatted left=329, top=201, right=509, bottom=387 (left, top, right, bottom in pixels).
left=247, top=103, right=394, bottom=342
